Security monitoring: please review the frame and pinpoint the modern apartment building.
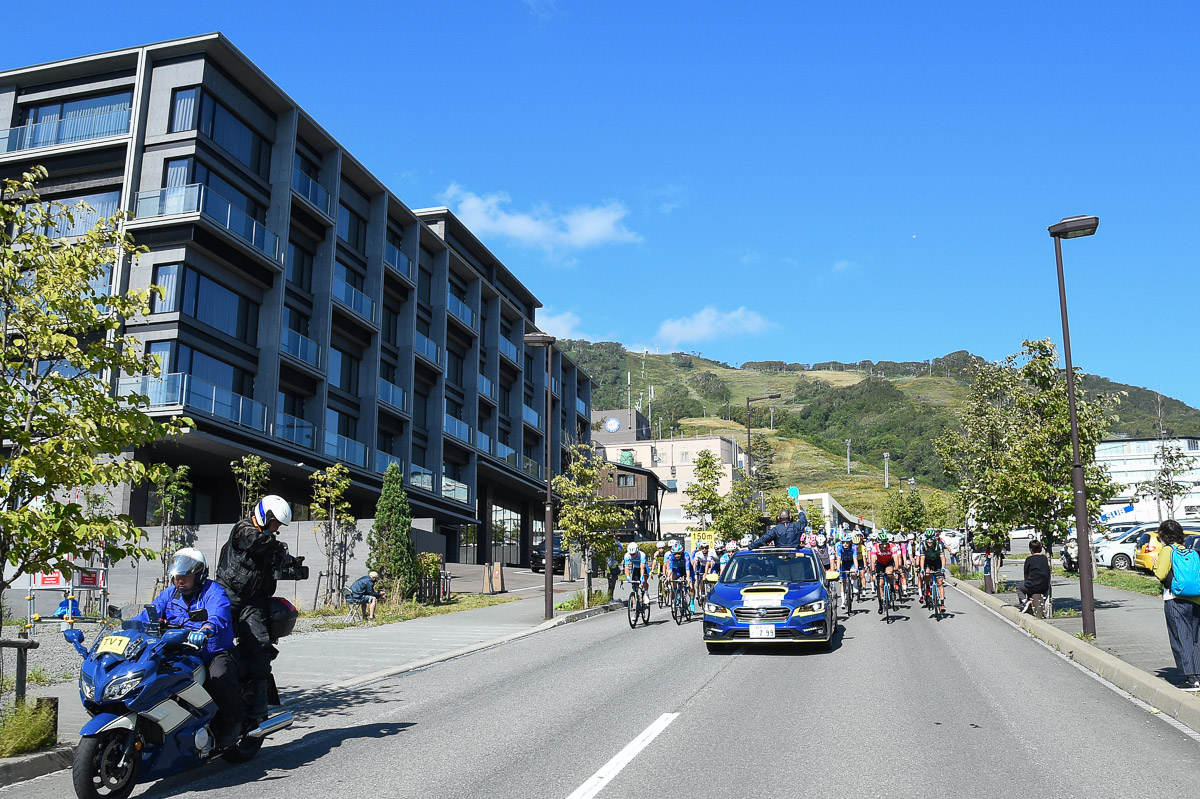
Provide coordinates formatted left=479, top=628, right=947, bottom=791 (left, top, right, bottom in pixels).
left=0, top=34, right=593, bottom=566
left=1095, top=437, right=1200, bottom=523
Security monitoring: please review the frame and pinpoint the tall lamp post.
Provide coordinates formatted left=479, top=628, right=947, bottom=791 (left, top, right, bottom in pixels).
left=524, top=330, right=557, bottom=621
left=745, top=393, right=781, bottom=474
left=845, top=439, right=852, bottom=475
left=1049, top=214, right=1100, bottom=637
left=883, top=452, right=890, bottom=488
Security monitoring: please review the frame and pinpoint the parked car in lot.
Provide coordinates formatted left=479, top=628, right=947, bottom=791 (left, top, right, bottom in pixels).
left=1129, top=519, right=1200, bottom=572
left=1092, top=527, right=1147, bottom=571
left=530, top=536, right=565, bottom=574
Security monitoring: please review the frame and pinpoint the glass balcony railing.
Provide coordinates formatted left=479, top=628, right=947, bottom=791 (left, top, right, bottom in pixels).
left=442, top=475, right=470, bottom=504
left=118, top=372, right=267, bottom=432
left=551, top=377, right=561, bottom=396
left=324, top=430, right=368, bottom=468
left=378, top=378, right=407, bottom=412
left=414, top=331, right=442, bottom=366
left=332, top=276, right=376, bottom=323
left=375, top=451, right=404, bottom=475
left=522, top=455, right=544, bottom=480
left=409, top=463, right=434, bottom=492
left=446, top=293, right=476, bottom=329
left=136, top=184, right=280, bottom=261
left=576, top=397, right=588, bottom=417
left=523, top=404, right=542, bottom=428
left=1, top=106, right=132, bottom=153
left=281, top=328, right=321, bottom=369
left=498, top=337, right=520, bottom=364
left=444, top=414, right=471, bottom=442
left=384, top=242, right=412, bottom=280
left=274, top=411, right=314, bottom=449
left=478, top=373, right=496, bottom=400
left=476, top=429, right=493, bottom=454
left=291, top=167, right=332, bottom=216
left=496, top=441, right=519, bottom=469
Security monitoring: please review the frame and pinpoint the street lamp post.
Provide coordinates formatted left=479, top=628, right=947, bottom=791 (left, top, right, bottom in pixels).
left=745, top=393, right=781, bottom=474
left=883, top=452, right=890, bottom=488
left=1049, top=214, right=1100, bottom=638
left=845, top=439, right=852, bottom=475
left=524, top=330, right=557, bottom=621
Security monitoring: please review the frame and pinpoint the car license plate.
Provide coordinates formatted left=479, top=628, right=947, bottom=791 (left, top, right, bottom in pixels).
left=96, top=635, right=130, bottom=656
left=749, top=624, right=775, bottom=639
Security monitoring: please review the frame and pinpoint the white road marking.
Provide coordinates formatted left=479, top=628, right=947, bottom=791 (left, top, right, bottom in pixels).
left=566, top=713, right=680, bottom=799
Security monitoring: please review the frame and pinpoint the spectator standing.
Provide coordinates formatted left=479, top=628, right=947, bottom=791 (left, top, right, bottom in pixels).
left=347, top=571, right=384, bottom=620
left=1152, top=520, right=1200, bottom=691
left=1016, top=540, right=1051, bottom=610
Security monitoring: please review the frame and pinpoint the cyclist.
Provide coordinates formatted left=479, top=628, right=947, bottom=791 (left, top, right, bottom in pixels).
left=834, top=532, right=860, bottom=611
left=719, top=540, right=738, bottom=573
left=623, top=542, right=649, bottom=602
left=652, top=540, right=667, bottom=599
left=919, top=529, right=947, bottom=611
left=664, top=541, right=690, bottom=608
left=706, top=543, right=721, bottom=581
left=691, top=541, right=711, bottom=601
left=852, top=531, right=870, bottom=596
left=872, top=531, right=901, bottom=614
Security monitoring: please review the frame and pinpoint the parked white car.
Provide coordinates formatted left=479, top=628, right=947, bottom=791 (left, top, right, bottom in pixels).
left=1093, top=527, right=1144, bottom=571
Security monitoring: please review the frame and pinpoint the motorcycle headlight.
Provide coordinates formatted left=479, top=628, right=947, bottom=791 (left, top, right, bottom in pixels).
left=80, top=671, right=95, bottom=701
left=793, top=601, right=826, bottom=616
left=101, top=670, right=145, bottom=701
left=704, top=602, right=731, bottom=617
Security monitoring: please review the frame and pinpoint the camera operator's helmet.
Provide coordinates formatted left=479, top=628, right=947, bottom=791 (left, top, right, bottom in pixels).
left=168, top=547, right=208, bottom=583
left=253, top=495, right=292, bottom=529
left=626, top=542, right=639, bottom=555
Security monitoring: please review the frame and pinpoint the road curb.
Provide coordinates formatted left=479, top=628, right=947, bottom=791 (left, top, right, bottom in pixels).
left=949, top=577, right=1200, bottom=731
left=0, top=743, right=73, bottom=787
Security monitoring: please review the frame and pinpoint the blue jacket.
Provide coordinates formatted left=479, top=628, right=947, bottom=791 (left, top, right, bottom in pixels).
left=751, top=515, right=808, bottom=550
left=137, top=578, right=234, bottom=661
left=348, top=574, right=381, bottom=601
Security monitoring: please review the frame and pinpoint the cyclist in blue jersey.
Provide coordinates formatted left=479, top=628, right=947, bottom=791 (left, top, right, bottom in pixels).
left=623, top=542, right=649, bottom=599
left=834, top=532, right=860, bottom=611
left=664, top=541, right=690, bottom=609
left=719, top=540, right=738, bottom=572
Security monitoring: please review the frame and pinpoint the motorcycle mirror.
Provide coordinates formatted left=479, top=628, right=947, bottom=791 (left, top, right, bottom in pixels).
left=62, top=627, right=88, bottom=656
left=188, top=608, right=208, bottom=623
left=107, top=605, right=123, bottom=619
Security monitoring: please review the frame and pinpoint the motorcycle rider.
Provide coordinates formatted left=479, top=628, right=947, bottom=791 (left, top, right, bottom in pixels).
left=138, top=548, right=241, bottom=748
left=217, top=494, right=292, bottom=721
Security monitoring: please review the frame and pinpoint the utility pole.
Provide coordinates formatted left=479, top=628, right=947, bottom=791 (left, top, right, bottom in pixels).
left=845, top=439, right=852, bottom=475
left=770, top=407, right=775, bottom=430
left=883, top=452, right=890, bottom=488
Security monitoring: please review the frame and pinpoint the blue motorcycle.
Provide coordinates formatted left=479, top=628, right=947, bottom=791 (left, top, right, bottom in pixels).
left=63, top=599, right=298, bottom=799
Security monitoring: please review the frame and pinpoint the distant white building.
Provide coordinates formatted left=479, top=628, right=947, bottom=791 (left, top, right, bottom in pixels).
left=1095, top=437, right=1200, bottom=524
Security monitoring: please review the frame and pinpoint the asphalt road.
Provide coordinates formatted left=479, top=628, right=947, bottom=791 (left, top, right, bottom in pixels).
left=9, top=585, right=1200, bottom=799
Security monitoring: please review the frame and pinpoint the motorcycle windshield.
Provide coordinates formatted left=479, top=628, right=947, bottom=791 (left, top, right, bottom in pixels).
left=88, top=619, right=157, bottom=657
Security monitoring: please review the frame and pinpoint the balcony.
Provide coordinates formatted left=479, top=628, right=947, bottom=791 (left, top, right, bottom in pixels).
left=281, top=328, right=321, bottom=369
left=378, top=378, right=407, bottom=413
left=442, top=475, right=471, bottom=504
left=476, top=429, right=493, bottom=454
left=375, top=451, right=404, bottom=475
left=274, top=411, right=314, bottom=449
left=496, top=441, right=519, bottom=470
left=446, top=293, right=476, bottom=330
left=118, top=372, right=267, bottom=432
left=444, top=414, right=472, bottom=443
left=1, top=106, right=131, bottom=153
left=409, top=463, right=434, bottom=492
left=576, top=397, right=588, bottom=417
left=522, top=455, right=544, bottom=480
left=332, top=276, right=376, bottom=324
left=551, top=377, right=561, bottom=396
left=414, top=331, right=442, bottom=366
left=136, top=184, right=280, bottom=262
left=384, top=242, right=412, bottom=281
left=477, top=373, right=496, bottom=401
left=291, top=167, right=332, bottom=217
left=324, top=430, right=368, bottom=468
left=498, top=337, right=520, bottom=364
left=523, top=404, right=542, bottom=429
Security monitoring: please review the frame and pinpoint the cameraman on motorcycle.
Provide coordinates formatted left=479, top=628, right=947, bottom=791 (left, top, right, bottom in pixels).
left=216, top=495, right=293, bottom=721
left=138, top=548, right=241, bottom=748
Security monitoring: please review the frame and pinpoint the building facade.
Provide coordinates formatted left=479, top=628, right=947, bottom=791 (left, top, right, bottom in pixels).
left=1095, top=437, right=1200, bottom=524
left=0, top=34, right=593, bottom=566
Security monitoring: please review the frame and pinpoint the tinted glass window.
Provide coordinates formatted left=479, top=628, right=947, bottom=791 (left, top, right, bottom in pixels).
left=722, top=553, right=820, bottom=584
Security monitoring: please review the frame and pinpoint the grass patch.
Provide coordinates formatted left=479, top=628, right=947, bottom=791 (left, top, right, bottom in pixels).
left=0, top=700, right=57, bottom=757
left=0, top=666, right=72, bottom=694
left=1053, top=567, right=1163, bottom=597
left=1053, top=607, right=1081, bottom=619
left=949, top=565, right=983, bottom=580
left=304, top=592, right=519, bottom=629
left=1075, top=631, right=1096, bottom=642
left=556, top=590, right=613, bottom=611
left=1006, top=553, right=1031, bottom=560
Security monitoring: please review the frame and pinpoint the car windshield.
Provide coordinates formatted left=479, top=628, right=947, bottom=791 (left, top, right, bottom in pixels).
left=722, top=553, right=820, bottom=584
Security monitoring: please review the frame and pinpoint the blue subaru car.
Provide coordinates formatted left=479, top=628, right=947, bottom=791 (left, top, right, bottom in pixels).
left=702, top=547, right=835, bottom=653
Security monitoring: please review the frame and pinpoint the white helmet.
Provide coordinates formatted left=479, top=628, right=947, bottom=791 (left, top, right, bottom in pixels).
left=739, top=534, right=753, bottom=547
left=656, top=540, right=666, bottom=550
left=626, top=542, right=639, bottom=555
left=725, top=541, right=737, bottom=553
left=253, top=495, right=292, bottom=529
left=816, top=534, right=826, bottom=547
left=167, top=547, right=208, bottom=583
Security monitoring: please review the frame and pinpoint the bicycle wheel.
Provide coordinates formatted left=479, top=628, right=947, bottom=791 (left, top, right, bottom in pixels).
left=672, top=586, right=682, bottom=624
left=640, top=588, right=651, bottom=624
left=658, top=579, right=667, bottom=608
left=932, top=579, right=942, bottom=621
left=627, top=591, right=639, bottom=628
left=883, top=580, right=892, bottom=623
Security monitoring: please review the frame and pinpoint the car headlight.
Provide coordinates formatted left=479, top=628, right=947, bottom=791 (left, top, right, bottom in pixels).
left=704, top=602, right=731, bottom=617
left=101, top=670, right=145, bottom=701
left=80, top=671, right=95, bottom=701
left=793, top=601, right=826, bottom=616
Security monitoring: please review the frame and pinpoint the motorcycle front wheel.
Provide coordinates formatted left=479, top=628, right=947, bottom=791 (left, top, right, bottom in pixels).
left=73, top=730, right=142, bottom=799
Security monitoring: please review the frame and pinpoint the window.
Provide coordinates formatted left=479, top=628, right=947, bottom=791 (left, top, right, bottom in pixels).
left=499, top=384, right=511, bottom=415
left=325, top=407, right=356, bottom=438
left=381, top=305, right=401, bottom=347
left=165, top=157, right=264, bottom=223
left=32, top=189, right=120, bottom=238
left=152, top=264, right=181, bottom=313
left=278, top=390, right=305, bottom=417
left=337, top=204, right=367, bottom=251
left=177, top=344, right=252, bottom=396
left=18, top=90, right=132, bottom=147
left=413, top=390, right=429, bottom=429
left=417, top=268, right=432, bottom=306
left=180, top=269, right=258, bottom=344
left=170, top=87, right=271, bottom=178
left=334, top=261, right=365, bottom=291
left=283, top=306, right=309, bottom=336
left=446, top=349, right=465, bottom=387
left=327, top=346, right=360, bottom=393
left=147, top=341, right=172, bottom=374
left=617, top=474, right=635, bottom=488
left=295, top=152, right=319, bottom=180
left=286, top=242, right=314, bottom=291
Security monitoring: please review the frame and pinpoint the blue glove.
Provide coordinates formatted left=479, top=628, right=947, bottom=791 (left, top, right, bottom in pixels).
left=187, top=628, right=212, bottom=648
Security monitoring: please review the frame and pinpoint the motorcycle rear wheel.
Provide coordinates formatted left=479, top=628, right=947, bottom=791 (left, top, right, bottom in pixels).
left=221, top=734, right=264, bottom=763
left=73, top=730, right=141, bottom=799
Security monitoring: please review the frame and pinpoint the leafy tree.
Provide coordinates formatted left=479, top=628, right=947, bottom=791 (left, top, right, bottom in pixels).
left=683, top=449, right=722, bottom=529
left=804, top=502, right=826, bottom=532
left=553, top=443, right=633, bottom=606
left=880, top=489, right=925, bottom=532
left=711, top=469, right=760, bottom=543
left=310, top=463, right=359, bottom=605
left=153, top=465, right=192, bottom=573
left=925, top=491, right=951, bottom=530
left=749, top=432, right=779, bottom=493
left=0, top=167, right=189, bottom=619
left=230, top=454, right=271, bottom=520
left=367, top=462, right=419, bottom=598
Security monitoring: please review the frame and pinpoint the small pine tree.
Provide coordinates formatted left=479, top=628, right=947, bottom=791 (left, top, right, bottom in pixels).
left=367, top=463, right=419, bottom=598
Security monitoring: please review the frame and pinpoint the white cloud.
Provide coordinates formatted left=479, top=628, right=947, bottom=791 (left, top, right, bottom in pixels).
left=439, top=184, right=641, bottom=257
left=833, top=260, right=854, bottom=272
left=538, top=310, right=586, bottom=340
left=654, top=306, right=777, bottom=349
left=644, top=183, right=688, bottom=214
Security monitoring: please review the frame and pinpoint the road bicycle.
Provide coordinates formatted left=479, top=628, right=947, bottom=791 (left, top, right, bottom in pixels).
left=839, top=569, right=856, bottom=615
left=670, top=578, right=692, bottom=625
left=657, top=572, right=669, bottom=608
left=627, top=580, right=650, bottom=628
left=924, top=568, right=946, bottom=621
left=877, top=570, right=898, bottom=623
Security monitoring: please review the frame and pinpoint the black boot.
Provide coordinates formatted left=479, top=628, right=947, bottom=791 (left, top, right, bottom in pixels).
left=250, top=679, right=270, bottom=721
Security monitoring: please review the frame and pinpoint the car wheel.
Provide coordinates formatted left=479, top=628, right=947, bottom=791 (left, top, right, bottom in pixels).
left=1111, top=554, right=1131, bottom=571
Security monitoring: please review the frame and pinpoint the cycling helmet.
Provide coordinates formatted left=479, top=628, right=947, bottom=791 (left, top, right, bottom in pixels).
left=878, top=532, right=890, bottom=543
left=725, top=541, right=737, bottom=553
left=698, top=540, right=708, bottom=549
left=924, top=529, right=938, bottom=540
left=671, top=541, right=683, bottom=554
left=656, top=540, right=666, bottom=550
left=739, top=534, right=753, bottom=547
left=253, top=495, right=292, bottom=529
left=626, top=542, right=639, bottom=555
left=167, top=547, right=208, bottom=589
left=868, top=532, right=879, bottom=541
left=841, top=532, right=852, bottom=543
left=816, top=534, right=826, bottom=547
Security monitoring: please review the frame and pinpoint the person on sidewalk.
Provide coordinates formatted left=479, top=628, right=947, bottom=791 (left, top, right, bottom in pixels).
left=1152, top=520, right=1200, bottom=691
left=347, top=571, right=384, bottom=620
left=1016, top=540, right=1051, bottom=611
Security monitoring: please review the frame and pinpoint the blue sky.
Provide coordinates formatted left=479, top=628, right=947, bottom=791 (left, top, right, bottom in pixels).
left=6, top=2, right=1199, bottom=406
